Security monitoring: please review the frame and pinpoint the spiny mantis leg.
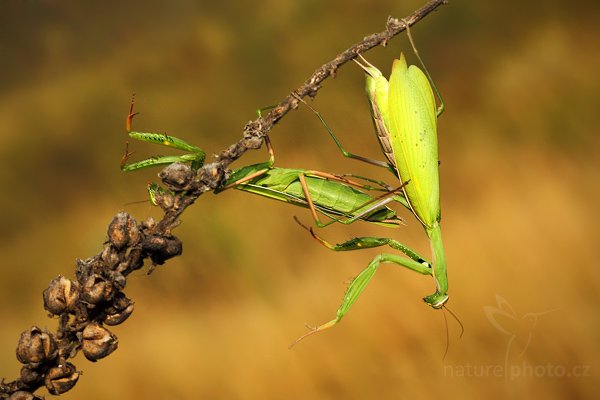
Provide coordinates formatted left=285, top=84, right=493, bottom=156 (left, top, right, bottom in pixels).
left=121, top=131, right=205, bottom=171
left=288, top=217, right=432, bottom=346
left=290, top=251, right=432, bottom=348
left=121, top=97, right=206, bottom=171
left=294, top=217, right=430, bottom=267
left=121, top=153, right=203, bottom=172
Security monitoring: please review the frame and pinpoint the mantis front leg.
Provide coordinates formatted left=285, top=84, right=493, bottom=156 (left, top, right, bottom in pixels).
left=290, top=220, right=432, bottom=346
left=120, top=97, right=206, bottom=172
left=291, top=252, right=431, bottom=347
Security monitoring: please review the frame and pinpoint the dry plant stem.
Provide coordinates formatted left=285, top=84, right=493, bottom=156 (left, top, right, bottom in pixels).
left=0, top=1, right=447, bottom=398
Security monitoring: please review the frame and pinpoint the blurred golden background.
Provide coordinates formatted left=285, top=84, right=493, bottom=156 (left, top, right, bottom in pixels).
left=1, top=0, right=598, bottom=398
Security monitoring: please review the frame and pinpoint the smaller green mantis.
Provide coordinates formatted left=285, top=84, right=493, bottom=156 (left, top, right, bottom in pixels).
left=120, top=102, right=407, bottom=228
left=215, top=136, right=410, bottom=228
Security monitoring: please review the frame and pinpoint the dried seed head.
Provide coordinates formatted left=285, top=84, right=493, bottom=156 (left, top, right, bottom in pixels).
left=43, top=275, right=80, bottom=315
left=44, top=362, right=79, bottom=395
left=143, top=235, right=183, bottom=265
left=81, top=323, right=118, bottom=362
left=16, top=327, right=57, bottom=365
left=101, top=245, right=120, bottom=269
left=19, top=365, right=43, bottom=386
left=81, top=274, right=114, bottom=305
left=103, top=292, right=134, bottom=326
left=109, top=271, right=127, bottom=290
left=243, top=135, right=263, bottom=150
left=8, top=391, right=44, bottom=400
left=107, top=212, right=140, bottom=250
left=159, top=162, right=194, bottom=191
left=142, top=216, right=156, bottom=231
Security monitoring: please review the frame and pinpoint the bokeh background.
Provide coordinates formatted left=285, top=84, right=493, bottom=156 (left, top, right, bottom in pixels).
left=1, top=0, right=598, bottom=399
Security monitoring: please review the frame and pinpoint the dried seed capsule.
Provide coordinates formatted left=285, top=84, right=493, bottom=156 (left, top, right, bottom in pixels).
left=81, top=274, right=114, bottom=305
left=159, top=162, right=194, bottom=191
left=43, top=275, right=80, bottom=315
left=143, top=235, right=183, bottom=265
left=8, top=391, right=44, bottom=400
left=19, top=365, right=43, bottom=386
left=81, top=323, right=118, bottom=361
left=109, top=271, right=127, bottom=290
left=44, top=362, right=79, bottom=395
left=100, top=245, right=120, bottom=269
left=142, top=216, right=156, bottom=231
left=103, top=292, right=134, bottom=326
left=16, top=327, right=57, bottom=365
left=107, top=212, right=140, bottom=250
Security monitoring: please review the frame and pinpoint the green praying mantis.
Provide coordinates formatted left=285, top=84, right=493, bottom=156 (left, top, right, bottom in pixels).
left=285, top=23, right=455, bottom=344
left=120, top=22, right=456, bottom=345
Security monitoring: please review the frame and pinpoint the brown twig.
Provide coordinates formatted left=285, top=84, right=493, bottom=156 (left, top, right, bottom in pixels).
left=0, top=1, right=447, bottom=398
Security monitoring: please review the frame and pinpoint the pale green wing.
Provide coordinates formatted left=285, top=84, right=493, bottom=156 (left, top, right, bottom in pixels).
left=387, top=53, right=439, bottom=228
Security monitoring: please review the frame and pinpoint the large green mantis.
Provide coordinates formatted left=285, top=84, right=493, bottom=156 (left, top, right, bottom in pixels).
left=286, top=23, right=451, bottom=344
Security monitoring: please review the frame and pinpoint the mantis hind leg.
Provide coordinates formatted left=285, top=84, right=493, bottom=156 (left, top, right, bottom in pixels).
left=335, top=173, right=394, bottom=192
left=292, top=94, right=393, bottom=171
left=402, top=19, right=444, bottom=117
left=296, top=174, right=406, bottom=228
